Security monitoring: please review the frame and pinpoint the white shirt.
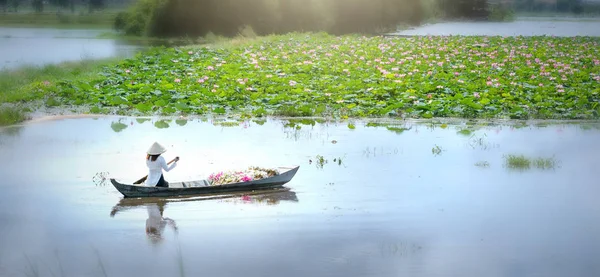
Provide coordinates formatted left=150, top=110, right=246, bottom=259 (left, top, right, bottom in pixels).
left=145, top=156, right=177, bottom=186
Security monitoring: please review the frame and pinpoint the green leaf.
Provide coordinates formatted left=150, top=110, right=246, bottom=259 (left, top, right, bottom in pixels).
left=174, top=102, right=189, bottom=111
left=155, top=99, right=168, bottom=107
left=214, top=107, right=226, bottom=114
left=136, top=103, right=152, bottom=112
left=154, top=120, right=170, bottom=129
left=175, top=119, right=188, bottom=126
left=110, top=122, right=128, bottom=133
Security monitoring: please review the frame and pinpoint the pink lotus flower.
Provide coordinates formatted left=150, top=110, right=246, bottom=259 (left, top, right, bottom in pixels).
left=174, top=79, right=181, bottom=83
left=289, top=80, right=297, bottom=86
left=188, top=51, right=193, bottom=55
left=474, top=92, right=480, bottom=98
left=207, top=66, right=214, bottom=70
left=125, top=69, right=131, bottom=73
left=197, top=79, right=205, bottom=83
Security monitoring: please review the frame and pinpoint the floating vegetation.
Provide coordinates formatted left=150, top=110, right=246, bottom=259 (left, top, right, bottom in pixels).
left=93, top=171, right=110, bottom=186
left=154, top=120, right=170, bottom=129
left=533, top=156, right=559, bottom=170
left=110, top=121, right=128, bottom=133
left=213, top=121, right=240, bottom=127
left=504, top=154, right=560, bottom=170
left=457, top=129, right=474, bottom=136
left=504, top=154, right=531, bottom=169
left=314, top=155, right=327, bottom=169
left=309, top=154, right=345, bottom=168
left=475, top=161, right=490, bottom=167
left=431, top=145, right=443, bottom=156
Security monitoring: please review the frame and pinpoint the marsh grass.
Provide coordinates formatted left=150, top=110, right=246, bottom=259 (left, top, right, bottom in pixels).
left=0, top=58, right=121, bottom=103
left=504, top=154, right=531, bottom=169
left=533, top=157, right=558, bottom=169
left=504, top=154, right=559, bottom=170
left=0, top=106, right=28, bottom=126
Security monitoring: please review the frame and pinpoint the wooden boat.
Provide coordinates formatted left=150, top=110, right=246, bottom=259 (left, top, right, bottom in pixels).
left=110, top=166, right=300, bottom=198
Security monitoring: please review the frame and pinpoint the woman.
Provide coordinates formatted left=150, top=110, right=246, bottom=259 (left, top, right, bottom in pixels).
left=145, top=142, right=179, bottom=187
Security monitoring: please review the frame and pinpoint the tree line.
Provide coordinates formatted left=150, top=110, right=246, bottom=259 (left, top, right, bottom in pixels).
left=114, top=0, right=433, bottom=37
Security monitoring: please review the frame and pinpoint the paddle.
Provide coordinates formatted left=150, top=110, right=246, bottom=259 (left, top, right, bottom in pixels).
left=133, top=157, right=178, bottom=185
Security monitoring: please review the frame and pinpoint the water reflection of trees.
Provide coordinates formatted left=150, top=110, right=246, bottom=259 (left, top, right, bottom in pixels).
left=110, top=188, right=298, bottom=244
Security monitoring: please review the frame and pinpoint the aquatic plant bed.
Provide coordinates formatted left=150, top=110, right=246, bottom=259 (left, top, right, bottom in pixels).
left=12, top=33, right=600, bottom=119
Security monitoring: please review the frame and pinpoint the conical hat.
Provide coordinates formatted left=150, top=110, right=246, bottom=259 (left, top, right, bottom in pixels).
left=147, top=142, right=167, bottom=155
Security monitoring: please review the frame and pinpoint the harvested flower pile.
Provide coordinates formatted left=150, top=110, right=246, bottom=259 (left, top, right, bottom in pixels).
left=208, top=166, right=279, bottom=186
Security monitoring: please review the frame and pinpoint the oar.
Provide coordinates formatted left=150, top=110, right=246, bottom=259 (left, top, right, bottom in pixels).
left=133, top=157, right=178, bottom=184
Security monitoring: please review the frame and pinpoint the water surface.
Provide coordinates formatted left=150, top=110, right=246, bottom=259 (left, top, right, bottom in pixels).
left=1, top=117, right=600, bottom=277
left=393, top=18, right=600, bottom=36
left=0, top=27, right=155, bottom=70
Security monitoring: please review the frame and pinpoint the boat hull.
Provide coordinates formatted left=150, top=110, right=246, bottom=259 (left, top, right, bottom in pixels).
left=110, top=166, right=299, bottom=198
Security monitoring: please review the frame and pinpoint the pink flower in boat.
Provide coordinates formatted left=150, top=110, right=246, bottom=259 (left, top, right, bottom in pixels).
left=241, top=175, right=252, bottom=182
left=241, top=195, right=251, bottom=201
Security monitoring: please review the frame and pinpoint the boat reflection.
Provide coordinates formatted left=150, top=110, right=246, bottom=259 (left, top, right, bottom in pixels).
left=109, top=188, right=298, bottom=243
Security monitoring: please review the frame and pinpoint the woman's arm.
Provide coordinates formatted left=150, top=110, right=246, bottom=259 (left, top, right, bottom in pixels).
left=160, top=156, right=177, bottom=172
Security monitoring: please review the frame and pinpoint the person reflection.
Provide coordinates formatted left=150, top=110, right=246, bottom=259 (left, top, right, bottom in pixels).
left=145, top=202, right=178, bottom=244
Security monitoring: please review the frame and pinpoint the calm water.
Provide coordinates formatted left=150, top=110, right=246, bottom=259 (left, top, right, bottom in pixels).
left=0, top=27, right=153, bottom=70
left=393, top=18, right=600, bottom=36
left=1, top=117, right=600, bottom=277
